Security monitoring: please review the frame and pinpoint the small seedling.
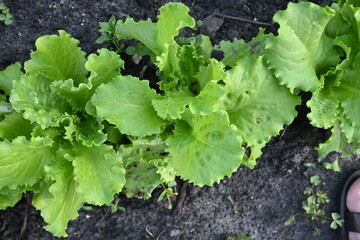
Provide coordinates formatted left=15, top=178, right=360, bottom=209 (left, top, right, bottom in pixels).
left=0, top=3, right=12, bottom=25
left=157, top=181, right=178, bottom=209
left=226, top=235, right=253, bottom=240
left=96, top=15, right=124, bottom=52
left=285, top=175, right=344, bottom=234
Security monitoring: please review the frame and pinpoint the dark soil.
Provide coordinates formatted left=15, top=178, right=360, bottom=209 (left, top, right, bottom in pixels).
left=1, top=0, right=359, bottom=239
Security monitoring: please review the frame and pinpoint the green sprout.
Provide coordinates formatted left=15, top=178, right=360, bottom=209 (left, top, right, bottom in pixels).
left=96, top=15, right=124, bottom=53
left=226, top=235, right=253, bottom=240
left=285, top=175, right=344, bottom=234
left=0, top=3, right=13, bottom=25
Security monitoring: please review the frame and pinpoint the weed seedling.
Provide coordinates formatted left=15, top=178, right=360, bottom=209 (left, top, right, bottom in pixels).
left=285, top=175, right=343, bottom=234
left=226, top=235, right=253, bottom=240
left=0, top=3, right=12, bottom=25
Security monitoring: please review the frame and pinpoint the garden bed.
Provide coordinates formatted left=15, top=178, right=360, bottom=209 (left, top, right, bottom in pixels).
left=0, top=0, right=359, bottom=239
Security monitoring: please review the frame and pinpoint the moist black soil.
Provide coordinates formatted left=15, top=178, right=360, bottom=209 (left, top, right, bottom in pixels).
left=0, top=0, right=359, bottom=240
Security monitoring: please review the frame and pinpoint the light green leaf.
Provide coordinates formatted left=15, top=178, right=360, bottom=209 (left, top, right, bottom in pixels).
left=325, top=3, right=353, bottom=38
left=67, top=143, right=125, bottom=205
left=217, top=38, right=249, bottom=67
left=116, top=2, right=195, bottom=55
left=0, top=62, right=22, bottom=95
left=0, top=188, right=22, bottom=210
left=177, top=44, right=204, bottom=82
left=152, top=88, right=191, bottom=120
left=51, top=48, right=124, bottom=109
left=340, top=0, right=360, bottom=41
left=307, top=89, right=338, bottom=129
left=336, top=68, right=360, bottom=134
left=50, top=79, right=91, bottom=110
left=153, top=158, right=177, bottom=183
left=0, top=136, right=54, bottom=189
left=339, top=112, right=360, bottom=144
left=124, top=163, right=162, bottom=199
left=217, top=28, right=270, bottom=68
left=120, top=135, right=175, bottom=183
left=284, top=214, right=296, bottom=226
left=85, top=48, right=124, bottom=89
left=115, top=2, right=195, bottom=77
left=92, top=75, right=165, bottom=137
left=310, top=175, right=321, bottom=185
left=10, top=73, right=72, bottom=128
left=120, top=135, right=168, bottom=164
left=316, top=121, right=359, bottom=161
left=242, top=142, right=266, bottom=169
left=223, top=56, right=300, bottom=159
left=167, top=111, right=244, bottom=186
left=265, top=2, right=339, bottom=93
left=24, top=30, right=87, bottom=85
left=74, top=114, right=107, bottom=147
left=32, top=156, right=84, bottom=237
left=0, top=112, right=32, bottom=141
left=59, top=113, right=107, bottom=147
left=322, top=160, right=341, bottom=171
left=152, top=81, right=225, bottom=120
left=196, top=58, right=224, bottom=90
left=307, top=69, right=342, bottom=129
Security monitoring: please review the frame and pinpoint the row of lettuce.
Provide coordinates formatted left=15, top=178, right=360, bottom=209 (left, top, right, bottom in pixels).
left=0, top=0, right=359, bottom=237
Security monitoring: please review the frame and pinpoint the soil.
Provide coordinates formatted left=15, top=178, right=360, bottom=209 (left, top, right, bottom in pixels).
left=0, top=0, right=359, bottom=240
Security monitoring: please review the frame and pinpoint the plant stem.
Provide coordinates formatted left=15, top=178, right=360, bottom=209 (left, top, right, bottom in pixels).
left=214, top=10, right=273, bottom=26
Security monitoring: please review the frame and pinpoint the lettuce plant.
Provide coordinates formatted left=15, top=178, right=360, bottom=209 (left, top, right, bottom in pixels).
left=265, top=0, right=360, bottom=166
left=1, top=0, right=359, bottom=237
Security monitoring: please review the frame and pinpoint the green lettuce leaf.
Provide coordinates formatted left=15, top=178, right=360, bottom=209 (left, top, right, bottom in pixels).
left=92, top=75, right=165, bottom=137
left=120, top=135, right=175, bottom=183
left=223, top=56, right=300, bottom=160
left=217, top=28, right=267, bottom=67
left=10, top=73, right=72, bottom=128
left=115, top=2, right=195, bottom=77
left=124, top=163, right=162, bottom=199
left=67, top=143, right=125, bottom=205
left=0, top=62, right=22, bottom=95
left=32, top=155, right=84, bottom=237
left=316, top=121, right=359, bottom=160
left=307, top=68, right=342, bottom=129
left=325, top=3, right=353, bottom=38
left=196, top=58, right=224, bottom=90
left=0, top=112, right=33, bottom=140
left=24, top=30, right=87, bottom=85
left=73, top=114, right=107, bottom=147
left=0, top=188, right=22, bottom=210
left=152, top=81, right=225, bottom=120
left=336, top=68, right=360, bottom=138
left=265, top=2, right=339, bottom=93
left=339, top=0, right=360, bottom=41
left=167, top=111, right=244, bottom=186
left=0, top=136, right=54, bottom=189
left=51, top=48, right=124, bottom=109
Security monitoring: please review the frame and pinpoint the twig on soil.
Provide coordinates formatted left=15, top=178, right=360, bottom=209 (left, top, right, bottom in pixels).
left=156, top=229, right=165, bottom=240
left=279, top=125, right=288, bottom=140
left=0, top=220, right=6, bottom=232
left=19, top=204, right=29, bottom=239
left=145, top=225, right=155, bottom=238
left=173, top=181, right=189, bottom=216
left=227, top=195, right=239, bottom=214
left=213, top=9, right=273, bottom=26
left=140, top=65, right=148, bottom=79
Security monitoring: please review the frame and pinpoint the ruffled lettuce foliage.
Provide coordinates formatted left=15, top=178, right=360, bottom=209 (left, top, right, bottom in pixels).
left=1, top=30, right=127, bottom=237
left=1, top=0, right=357, bottom=237
left=265, top=0, right=360, bottom=165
